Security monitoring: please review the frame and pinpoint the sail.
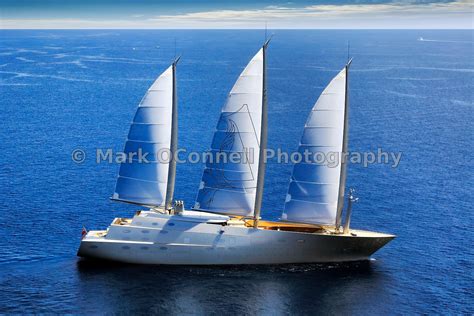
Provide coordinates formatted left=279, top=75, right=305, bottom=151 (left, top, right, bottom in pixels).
left=112, top=65, right=174, bottom=207
left=282, top=67, right=347, bottom=226
left=194, top=49, right=264, bottom=216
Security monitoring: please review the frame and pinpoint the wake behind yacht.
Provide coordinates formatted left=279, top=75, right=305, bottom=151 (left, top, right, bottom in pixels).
left=78, top=41, right=394, bottom=265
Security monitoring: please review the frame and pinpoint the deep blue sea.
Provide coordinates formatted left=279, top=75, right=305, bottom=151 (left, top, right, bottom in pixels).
left=0, top=30, right=472, bottom=314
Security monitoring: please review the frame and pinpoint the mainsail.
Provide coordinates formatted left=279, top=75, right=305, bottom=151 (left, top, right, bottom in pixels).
left=282, top=63, right=350, bottom=226
left=194, top=48, right=265, bottom=216
left=112, top=62, right=178, bottom=207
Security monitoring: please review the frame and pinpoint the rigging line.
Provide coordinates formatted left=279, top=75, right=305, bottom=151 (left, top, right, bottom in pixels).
left=244, top=103, right=261, bottom=148
left=265, top=21, right=267, bottom=43
left=222, top=103, right=260, bottom=148
left=223, top=117, right=257, bottom=182
left=347, top=40, right=350, bottom=63
left=220, top=103, right=260, bottom=171
left=232, top=113, right=257, bottom=182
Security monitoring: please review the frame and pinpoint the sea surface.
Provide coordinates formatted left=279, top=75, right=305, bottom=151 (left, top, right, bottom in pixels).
left=0, top=30, right=472, bottom=314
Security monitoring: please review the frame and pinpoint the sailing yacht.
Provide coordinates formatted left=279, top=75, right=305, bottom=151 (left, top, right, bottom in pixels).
left=78, top=42, right=394, bottom=265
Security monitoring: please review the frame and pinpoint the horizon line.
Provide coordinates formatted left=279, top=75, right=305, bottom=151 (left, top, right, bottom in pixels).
left=1, top=28, right=472, bottom=30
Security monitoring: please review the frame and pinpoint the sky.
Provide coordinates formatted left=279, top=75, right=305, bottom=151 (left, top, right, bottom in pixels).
left=0, top=0, right=472, bottom=29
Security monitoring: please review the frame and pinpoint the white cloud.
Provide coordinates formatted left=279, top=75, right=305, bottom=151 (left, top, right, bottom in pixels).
left=1, top=1, right=472, bottom=29
left=151, top=1, right=472, bottom=27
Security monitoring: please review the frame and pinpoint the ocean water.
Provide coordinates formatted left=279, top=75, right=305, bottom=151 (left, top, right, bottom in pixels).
left=0, top=30, right=472, bottom=314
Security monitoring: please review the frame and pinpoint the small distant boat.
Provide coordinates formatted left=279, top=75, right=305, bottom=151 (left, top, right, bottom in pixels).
left=418, top=37, right=424, bottom=41
left=78, top=40, right=394, bottom=265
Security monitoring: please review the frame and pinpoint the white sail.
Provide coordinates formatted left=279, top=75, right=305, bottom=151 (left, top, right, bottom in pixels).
left=282, top=67, right=347, bottom=225
left=112, top=66, right=174, bottom=206
left=194, top=49, right=264, bottom=216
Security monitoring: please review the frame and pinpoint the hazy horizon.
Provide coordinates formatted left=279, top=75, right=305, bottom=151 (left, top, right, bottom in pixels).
left=1, top=0, right=472, bottom=29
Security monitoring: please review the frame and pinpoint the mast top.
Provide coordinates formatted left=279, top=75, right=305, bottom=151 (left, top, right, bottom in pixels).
left=263, top=34, right=273, bottom=49
left=346, top=57, right=353, bottom=68
left=173, top=55, right=181, bottom=66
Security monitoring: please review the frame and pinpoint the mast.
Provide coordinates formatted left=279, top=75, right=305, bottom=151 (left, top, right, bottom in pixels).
left=335, top=58, right=352, bottom=229
left=164, top=57, right=180, bottom=210
left=253, top=38, right=271, bottom=228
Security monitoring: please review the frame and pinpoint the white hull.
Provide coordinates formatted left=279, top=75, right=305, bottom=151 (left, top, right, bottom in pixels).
left=78, top=211, right=394, bottom=265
